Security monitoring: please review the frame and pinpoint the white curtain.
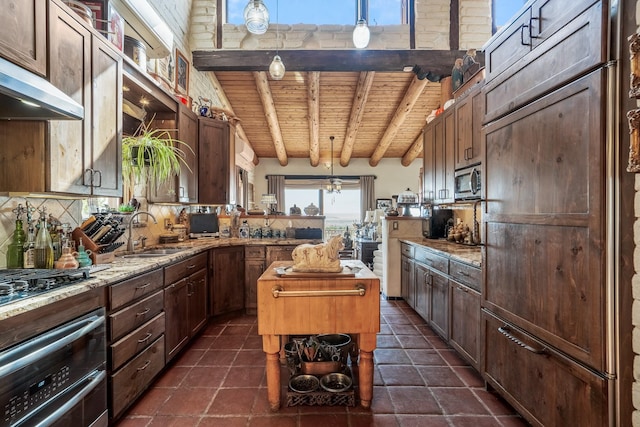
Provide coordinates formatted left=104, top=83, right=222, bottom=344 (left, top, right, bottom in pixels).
left=266, top=175, right=285, bottom=213
left=360, top=175, right=375, bottom=221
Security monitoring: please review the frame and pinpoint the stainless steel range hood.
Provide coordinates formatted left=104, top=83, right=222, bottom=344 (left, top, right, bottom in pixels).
left=0, top=57, right=83, bottom=120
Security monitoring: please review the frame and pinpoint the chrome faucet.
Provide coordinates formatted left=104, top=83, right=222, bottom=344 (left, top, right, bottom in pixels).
left=127, top=211, right=157, bottom=253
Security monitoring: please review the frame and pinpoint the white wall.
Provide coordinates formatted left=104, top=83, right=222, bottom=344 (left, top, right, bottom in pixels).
left=252, top=157, right=423, bottom=209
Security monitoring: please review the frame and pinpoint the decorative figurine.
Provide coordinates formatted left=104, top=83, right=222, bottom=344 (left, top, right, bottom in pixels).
left=452, top=58, right=464, bottom=91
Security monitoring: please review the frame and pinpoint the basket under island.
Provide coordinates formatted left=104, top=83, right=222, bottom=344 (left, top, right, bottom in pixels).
left=257, top=260, right=380, bottom=410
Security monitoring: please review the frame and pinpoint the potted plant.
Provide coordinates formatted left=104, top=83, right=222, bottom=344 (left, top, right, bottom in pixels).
left=122, top=120, right=193, bottom=191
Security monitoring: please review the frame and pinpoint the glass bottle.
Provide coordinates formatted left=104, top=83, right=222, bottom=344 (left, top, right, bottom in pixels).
left=34, top=216, right=54, bottom=269
left=23, top=225, right=35, bottom=269
left=6, top=219, right=25, bottom=268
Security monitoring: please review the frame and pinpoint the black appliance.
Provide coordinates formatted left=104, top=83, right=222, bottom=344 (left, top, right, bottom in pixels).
left=454, top=165, right=482, bottom=201
left=0, top=308, right=107, bottom=426
left=189, top=213, right=219, bottom=238
left=422, top=208, right=453, bottom=239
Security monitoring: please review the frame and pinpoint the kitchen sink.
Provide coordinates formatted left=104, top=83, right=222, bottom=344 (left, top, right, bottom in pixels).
left=120, top=248, right=186, bottom=258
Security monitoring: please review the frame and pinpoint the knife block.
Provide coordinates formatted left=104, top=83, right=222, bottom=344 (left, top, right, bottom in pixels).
left=71, top=227, right=114, bottom=265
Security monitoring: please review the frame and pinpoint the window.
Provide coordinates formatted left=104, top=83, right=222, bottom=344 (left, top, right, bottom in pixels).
left=227, top=0, right=403, bottom=26
left=492, top=0, right=527, bottom=33
left=284, top=179, right=361, bottom=240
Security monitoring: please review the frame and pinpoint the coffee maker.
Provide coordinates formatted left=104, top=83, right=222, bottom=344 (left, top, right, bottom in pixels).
left=422, top=208, right=453, bottom=239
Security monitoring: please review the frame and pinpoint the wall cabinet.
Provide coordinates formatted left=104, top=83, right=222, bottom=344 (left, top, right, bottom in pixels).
left=423, top=108, right=454, bottom=203
left=198, top=117, right=235, bottom=205
left=210, top=246, right=245, bottom=316
left=0, top=1, right=122, bottom=196
left=454, top=81, right=483, bottom=169
left=0, top=0, right=46, bottom=76
left=164, top=253, right=208, bottom=362
left=105, top=268, right=165, bottom=421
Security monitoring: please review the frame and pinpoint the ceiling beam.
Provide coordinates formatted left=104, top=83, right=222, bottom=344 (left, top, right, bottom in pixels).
left=193, top=49, right=482, bottom=76
left=340, top=71, right=375, bottom=167
left=401, top=130, right=424, bottom=166
left=369, top=75, right=429, bottom=166
left=307, top=72, right=320, bottom=167
left=253, top=71, right=288, bottom=166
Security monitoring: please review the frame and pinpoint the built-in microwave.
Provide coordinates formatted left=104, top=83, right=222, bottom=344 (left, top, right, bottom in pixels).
left=454, top=165, right=482, bottom=201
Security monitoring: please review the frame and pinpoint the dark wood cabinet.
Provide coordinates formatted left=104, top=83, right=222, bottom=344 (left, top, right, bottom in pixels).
left=400, top=253, right=414, bottom=308
left=266, top=245, right=296, bottom=266
left=413, top=262, right=430, bottom=321
left=210, top=246, right=245, bottom=316
left=164, top=253, right=208, bottom=362
left=422, top=124, right=436, bottom=201
left=354, top=240, right=379, bottom=269
left=244, top=246, right=266, bottom=315
left=454, top=82, right=483, bottom=169
left=0, top=0, right=46, bottom=76
left=429, top=268, right=448, bottom=340
left=423, top=108, right=455, bottom=203
left=449, top=259, right=481, bottom=369
left=198, top=117, right=234, bottom=205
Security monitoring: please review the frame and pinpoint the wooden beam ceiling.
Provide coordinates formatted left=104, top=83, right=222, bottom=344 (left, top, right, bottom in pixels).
left=253, top=71, right=288, bottom=166
left=340, top=71, right=375, bottom=167
left=193, top=49, right=482, bottom=76
left=307, top=72, right=320, bottom=167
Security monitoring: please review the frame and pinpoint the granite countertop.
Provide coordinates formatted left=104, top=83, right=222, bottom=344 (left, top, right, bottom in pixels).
left=0, top=238, right=320, bottom=320
left=399, top=237, right=482, bottom=267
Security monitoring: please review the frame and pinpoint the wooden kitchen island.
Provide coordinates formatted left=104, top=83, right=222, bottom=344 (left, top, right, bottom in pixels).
left=257, top=260, right=380, bottom=410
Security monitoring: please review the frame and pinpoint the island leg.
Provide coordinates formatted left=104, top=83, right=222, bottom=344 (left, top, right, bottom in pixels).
left=263, top=334, right=281, bottom=411
left=358, top=333, right=376, bottom=408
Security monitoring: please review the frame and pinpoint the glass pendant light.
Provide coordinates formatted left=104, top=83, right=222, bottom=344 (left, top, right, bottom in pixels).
left=353, top=0, right=370, bottom=48
left=244, top=0, right=269, bottom=35
left=269, top=0, right=285, bottom=80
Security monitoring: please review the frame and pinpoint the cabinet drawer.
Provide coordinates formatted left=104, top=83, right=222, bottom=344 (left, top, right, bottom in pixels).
left=400, top=243, right=414, bottom=258
left=483, top=2, right=606, bottom=122
left=164, top=252, right=208, bottom=284
left=414, top=247, right=447, bottom=273
left=110, top=336, right=164, bottom=419
left=449, top=260, right=481, bottom=291
left=110, top=312, right=165, bottom=371
left=109, top=268, right=163, bottom=310
left=109, top=290, right=164, bottom=341
left=483, top=311, right=608, bottom=427
left=245, top=245, right=265, bottom=258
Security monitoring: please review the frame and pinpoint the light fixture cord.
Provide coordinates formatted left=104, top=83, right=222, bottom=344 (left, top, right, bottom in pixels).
left=330, top=136, right=335, bottom=178
left=275, top=0, right=279, bottom=55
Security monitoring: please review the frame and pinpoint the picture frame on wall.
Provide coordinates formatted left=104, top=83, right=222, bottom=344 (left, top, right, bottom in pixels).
left=175, top=49, right=189, bottom=96
left=376, top=198, right=392, bottom=210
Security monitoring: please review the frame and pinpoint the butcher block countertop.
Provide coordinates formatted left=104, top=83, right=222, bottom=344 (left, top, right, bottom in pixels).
left=399, top=238, right=482, bottom=268
left=0, top=238, right=319, bottom=321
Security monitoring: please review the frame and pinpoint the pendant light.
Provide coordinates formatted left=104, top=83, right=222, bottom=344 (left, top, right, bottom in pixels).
left=353, top=0, right=370, bottom=48
left=326, top=136, right=342, bottom=194
left=244, top=0, right=269, bottom=35
left=269, top=0, right=285, bottom=80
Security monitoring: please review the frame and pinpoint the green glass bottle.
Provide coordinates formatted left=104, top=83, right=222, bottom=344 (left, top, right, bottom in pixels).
left=6, top=219, right=25, bottom=269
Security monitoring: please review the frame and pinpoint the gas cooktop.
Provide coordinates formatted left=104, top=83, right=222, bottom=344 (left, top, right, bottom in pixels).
left=0, top=268, right=92, bottom=307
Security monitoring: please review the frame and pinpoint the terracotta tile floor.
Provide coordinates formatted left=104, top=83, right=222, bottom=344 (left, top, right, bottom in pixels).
left=116, top=298, right=529, bottom=427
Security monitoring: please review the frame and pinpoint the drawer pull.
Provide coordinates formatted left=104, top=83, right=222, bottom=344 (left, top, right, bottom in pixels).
left=137, top=360, right=151, bottom=371
left=136, top=308, right=151, bottom=317
left=456, top=270, right=470, bottom=277
left=135, top=283, right=151, bottom=290
left=498, top=326, right=546, bottom=354
left=457, top=285, right=469, bottom=293
left=272, top=284, right=366, bottom=298
left=137, top=332, right=153, bottom=343
left=186, top=263, right=196, bottom=270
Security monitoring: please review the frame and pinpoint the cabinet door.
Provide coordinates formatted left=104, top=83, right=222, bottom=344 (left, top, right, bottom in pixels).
left=90, top=35, right=122, bottom=196
left=188, top=268, right=208, bottom=336
left=422, top=123, right=435, bottom=201
left=400, top=255, right=414, bottom=309
left=414, top=262, right=430, bottom=321
left=435, top=109, right=455, bottom=202
left=48, top=3, right=92, bottom=195
left=429, top=268, right=449, bottom=339
left=198, top=118, right=230, bottom=205
left=164, top=278, right=189, bottom=362
left=210, top=247, right=244, bottom=316
left=454, top=84, right=483, bottom=169
left=483, top=6, right=532, bottom=83
left=0, top=0, right=46, bottom=76
left=244, top=258, right=265, bottom=314
left=178, top=105, right=198, bottom=203
left=266, top=245, right=295, bottom=266
left=449, top=280, right=480, bottom=368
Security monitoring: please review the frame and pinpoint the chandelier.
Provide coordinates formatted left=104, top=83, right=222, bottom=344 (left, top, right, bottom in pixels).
left=326, top=136, right=342, bottom=194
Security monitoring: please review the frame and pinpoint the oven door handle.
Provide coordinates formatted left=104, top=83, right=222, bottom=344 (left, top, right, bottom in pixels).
left=0, top=314, right=105, bottom=379
left=14, top=369, right=106, bottom=427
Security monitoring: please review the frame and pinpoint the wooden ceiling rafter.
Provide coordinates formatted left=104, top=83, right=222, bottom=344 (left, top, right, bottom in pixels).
left=369, top=75, right=430, bottom=166
left=401, top=130, right=425, bottom=166
left=307, top=71, right=320, bottom=167
left=253, top=71, right=288, bottom=166
left=340, top=71, right=375, bottom=167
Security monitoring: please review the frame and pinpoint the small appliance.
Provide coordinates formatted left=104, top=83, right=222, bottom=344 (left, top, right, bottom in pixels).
left=189, top=213, right=219, bottom=238
left=422, top=208, right=453, bottom=239
left=454, top=165, right=482, bottom=201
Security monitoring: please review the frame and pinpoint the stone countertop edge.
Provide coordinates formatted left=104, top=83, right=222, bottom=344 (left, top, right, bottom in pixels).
left=0, top=238, right=321, bottom=320
left=399, top=238, right=482, bottom=268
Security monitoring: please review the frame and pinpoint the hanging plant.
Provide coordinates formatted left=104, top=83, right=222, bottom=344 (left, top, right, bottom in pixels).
left=122, top=119, right=193, bottom=190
